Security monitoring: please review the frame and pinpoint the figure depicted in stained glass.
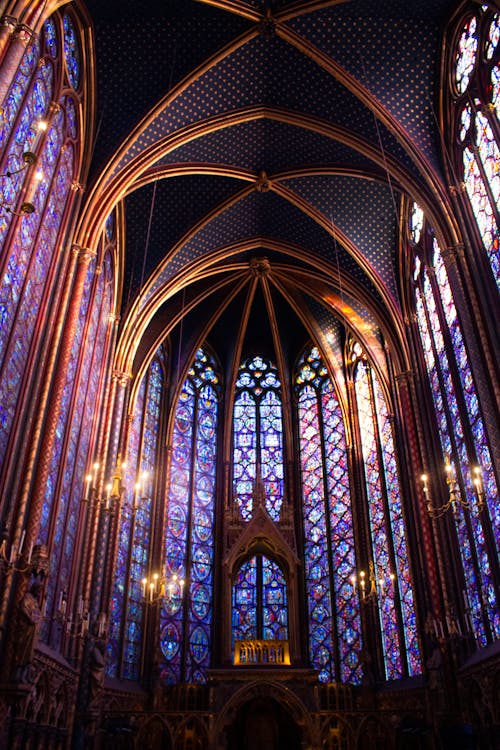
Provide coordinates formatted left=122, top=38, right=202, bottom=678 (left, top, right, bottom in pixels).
left=160, top=349, right=219, bottom=684
left=233, top=356, right=284, bottom=521
left=451, top=8, right=500, bottom=289
left=296, top=346, right=362, bottom=684
left=411, top=203, right=499, bottom=643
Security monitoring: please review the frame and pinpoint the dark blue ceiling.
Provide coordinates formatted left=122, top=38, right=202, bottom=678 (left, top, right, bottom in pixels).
left=82, top=0, right=458, bottom=358
left=86, top=0, right=251, bottom=176
left=155, top=118, right=374, bottom=174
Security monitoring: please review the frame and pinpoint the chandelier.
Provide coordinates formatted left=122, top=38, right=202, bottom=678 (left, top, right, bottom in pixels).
left=350, top=561, right=395, bottom=604
left=141, top=572, right=185, bottom=606
left=422, top=455, right=485, bottom=518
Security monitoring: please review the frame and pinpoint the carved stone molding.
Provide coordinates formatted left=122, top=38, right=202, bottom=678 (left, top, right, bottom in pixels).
left=250, top=256, right=271, bottom=277
left=254, top=170, right=271, bottom=193
left=395, top=370, right=414, bottom=385
left=441, top=243, right=465, bottom=266
left=112, top=369, right=131, bottom=387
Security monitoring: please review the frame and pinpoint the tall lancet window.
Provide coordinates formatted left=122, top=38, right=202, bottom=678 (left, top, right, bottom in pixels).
left=353, top=345, right=421, bottom=680
left=233, top=356, right=284, bottom=521
left=107, top=354, right=164, bottom=679
left=410, top=204, right=499, bottom=644
left=449, top=6, right=500, bottom=289
left=295, top=346, right=362, bottom=684
left=160, top=349, right=219, bottom=684
left=0, top=12, right=81, bottom=469
left=41, top=251, right=113, bottom=647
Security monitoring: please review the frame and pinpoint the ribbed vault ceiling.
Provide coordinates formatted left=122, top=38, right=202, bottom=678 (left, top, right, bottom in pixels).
left=83, top=0, right=456, bottom=383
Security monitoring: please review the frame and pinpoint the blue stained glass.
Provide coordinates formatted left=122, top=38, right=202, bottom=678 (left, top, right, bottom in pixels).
left=296, top=347, right=362, bottom=684
left=355, top=358, right=422, bottom=679
left=262, top=558, right=288, bottom=640
left=0, top=38, right=39, bottom=150
left=298, top=385, right=335, bottom=682
left=415, top=241, right=499, bottom=641
left=105, top=213, right=115, bottom=242
left=372, top=375, right=421, bottom=674
left=65, top=97, right=78, bottom=139
left=0, top=109, right=70, bottom=470
left=454, top=11, right=500, bottom=289
left=0, top=60, right=53, bottom=253
left=160, top=349, right=219, bottom=684
left=44, top=18, right=57, bottom=57
left=232, top=557, right=258, bottom=641
left=233, top=357, right=284, bottom=521
left=107, top=356, right=162, bottom=679
left=63, top=14, right=80, bottom=89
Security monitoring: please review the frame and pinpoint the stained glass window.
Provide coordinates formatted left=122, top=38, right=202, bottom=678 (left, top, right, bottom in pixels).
left=353, top=353, right=421, bottom=680
left=295, top=346, right=362, bottom=684
left=232, top=555, right=288, bottom=643
left=63, top=14, right=80, bottom=90
left=0, top=101, right=73, bottom=469
left=42, top=254, right=113, bottom=646
left=409, top=203, right=424, bottom=245
left=455, top=16, right=478, bottom=94
left=44, top=18, right=57, bottom=57
left=160, top=349, right=219, bottom=685
left=233, top=356, right=284, bottom=521
left=0, top=56, right=52, bottom=253
left=451, top=8, right=500, bottom=290
left=412, top=212, right=500, bottom=643
left=107, top=355, right=164, bottom=679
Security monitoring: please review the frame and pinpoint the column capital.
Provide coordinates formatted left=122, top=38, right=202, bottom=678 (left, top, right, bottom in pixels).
left=441, top=243, right=465, bottom=266
left=13, top=23, right=34, bottom=44
left=395, top=369, right=415, bottom=385
left=71, top=180, right=85, bottom=193
left=113, top=370, right=131, bottom=387
left=71, top=245, right=96, bottom=265
left=1, top=16, right=17, bottom=32
left=449, top=182, right=466, bottom=196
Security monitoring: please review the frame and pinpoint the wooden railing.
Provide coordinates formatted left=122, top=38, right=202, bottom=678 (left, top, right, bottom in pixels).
left=234, top=639, right=291, bottom=666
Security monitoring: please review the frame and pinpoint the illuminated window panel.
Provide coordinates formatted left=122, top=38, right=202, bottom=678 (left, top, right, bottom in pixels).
left=107, top=379, right=146, bottom=678
left=232, top=555, right=288, bottom=644
left=415, top=275, right=497, bottom=643
left=371, top=376, right=421, bottom=675
left=0, top=38, right=40, bottom=151
left=455, top=16, right=478, bottom=94
left=108, top=357, right=163, bottom=679
left=233, top=357, right=283, bottom=521
left=462, top=147, right=499, bottom=288
left=44, top=18, right=57, bottom=57
left=63, top=14, right=80, bottom=89
left=355, top=363, right=403, bottom=680
left=453, top=10, right=500, bottom=290
left=296, top=347, right=362, bottom=684
left=0, top=59, right=53, bottom=252
left=160, top=349, right=219, bottom=685
left=232, top=557, right=257, bottom=641
left=298, top=384, right=336, bottom=683
left=413, top=239, right=499, bottom=641
left=0, top=108, right=72, bottom=469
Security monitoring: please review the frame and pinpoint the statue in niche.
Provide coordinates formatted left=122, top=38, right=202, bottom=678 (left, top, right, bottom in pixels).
left=13, top=578, right=43, bottom=683
left=88, top=631, right=106, bottom=708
